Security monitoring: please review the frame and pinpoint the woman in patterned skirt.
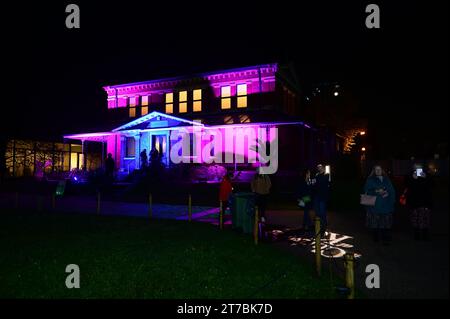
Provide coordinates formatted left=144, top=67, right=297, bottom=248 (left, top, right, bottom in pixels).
left=406, top=169, right=432, bottom=240
left=363, top=165, right=396, bottom=245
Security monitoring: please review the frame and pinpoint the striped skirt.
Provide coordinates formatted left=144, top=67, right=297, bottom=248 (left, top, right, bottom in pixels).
left=366, top=211, right=393, bottom=229
left=411, top=207, right=431, bottom=229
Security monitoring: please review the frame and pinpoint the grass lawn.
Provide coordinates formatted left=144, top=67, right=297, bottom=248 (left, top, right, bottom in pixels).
left=0, top=211, right=339, bottom=299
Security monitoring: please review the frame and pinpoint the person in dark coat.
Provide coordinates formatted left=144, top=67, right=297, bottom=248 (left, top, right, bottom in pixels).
left=140, top=149, right=148, bottom=169
left=219, top=172, right=233, bottom=212
left=297, top=168, right=314, bottom=231
left=251, top=170, right=271, bottom=223
left=105, top=153, right=115, bottom=181
left=313, top=164, right=330, bottom=236
left=150, top=148, right=160, bottom=166
left=406, top=169, right=433, bottom=240
left=363, top=165, right=396, bottom=244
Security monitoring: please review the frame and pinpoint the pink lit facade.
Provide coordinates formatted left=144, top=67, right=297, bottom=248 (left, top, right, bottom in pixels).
left=64, top=63, right=342, bottom=176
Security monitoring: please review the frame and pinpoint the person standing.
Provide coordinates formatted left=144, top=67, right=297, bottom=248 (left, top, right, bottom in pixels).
left=363, top=165, right=396, bottom=245
left=297, top=168, right=314, bottom=231
left=105, top=153, right=115, bottom=181
left=406, top=169, right=432, bottom=240
left=251, top=170, right=271, bottom=223
left=150, top=148, right=159, bottom=165
left=140, top=149, right=148, bottom=169
left=313, top=164, right=330, bottom=236
left=219, top=172, right=233, bottom=212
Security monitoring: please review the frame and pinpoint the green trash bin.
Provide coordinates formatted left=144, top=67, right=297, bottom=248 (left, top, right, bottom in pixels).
left=55, top=180, right=67, bottom=196
left=231, top=192, right=255, bottom=234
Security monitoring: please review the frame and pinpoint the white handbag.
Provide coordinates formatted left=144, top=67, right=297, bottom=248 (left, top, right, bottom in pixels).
left=360, top=194, right=377, bottom=206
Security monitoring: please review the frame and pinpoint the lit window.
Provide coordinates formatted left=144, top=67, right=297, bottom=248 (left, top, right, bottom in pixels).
left=179, top=91, right=187, bottom=102
left=221, top=86, right=231, bottom=109
left=237, top=84, right=247, bottom=96
left=141, top=106, right=148, bottom=116
left=193, top=101, right=201, bottom=112
left=126, top=137, right=136, bottom=157
left=179, top=102, right=187, bottom=113
left=237, top=84, right=247, bottom=108
left=179, top=91, right=187, bottom=113
left=237, top=97, right=247, bottom=108
left=193, top=89, right=202, bottom=101
left=141, top=95, right=149, bottom=106
left=165, top=93, right=173, bottom=114
left=128, top=96, right=137, bottom=117
left=70, top=152, right=78, bottom=170
left=222, top=98, right=231, bottom=109
left=193, top=89, right=202, bottom=112
left=221, top=86, right=231, bottom=97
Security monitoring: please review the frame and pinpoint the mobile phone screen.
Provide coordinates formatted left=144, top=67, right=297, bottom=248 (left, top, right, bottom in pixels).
left=416, top=168, right=423, bottom=176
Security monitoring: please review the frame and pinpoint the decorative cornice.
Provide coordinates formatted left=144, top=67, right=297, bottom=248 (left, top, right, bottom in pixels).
left=103, top=63, right=278, bottom=97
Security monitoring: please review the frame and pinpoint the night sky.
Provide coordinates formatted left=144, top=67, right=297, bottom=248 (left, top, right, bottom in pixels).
left=3, top=1, right=448, bottom=158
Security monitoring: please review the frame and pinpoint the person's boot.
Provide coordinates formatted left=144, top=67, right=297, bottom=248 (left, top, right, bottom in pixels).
left=372, top=229, right=380, bottom=243
left=382, top=229, right=391, bottom=246
left=421, top=229, right=430, bottom=241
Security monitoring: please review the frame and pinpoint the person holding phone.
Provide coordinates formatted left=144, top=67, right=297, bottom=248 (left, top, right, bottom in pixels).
left=297, top=168, right=314, bottom=231
left=406, top=168, right=432, bottom=240
left=219, top=171, right=234, bottom=213
left=313, top=164, right=330, bottom=237
left=363, top=165, right=396, bottom=245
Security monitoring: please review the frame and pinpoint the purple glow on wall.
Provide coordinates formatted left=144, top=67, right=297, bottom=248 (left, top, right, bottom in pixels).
left=103, top=64, right=278, bottom=108
left=170, top=125, right=276, bottom=167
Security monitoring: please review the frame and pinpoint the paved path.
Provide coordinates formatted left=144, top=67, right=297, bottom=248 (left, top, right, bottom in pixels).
left=0, top=192, right=218, bottom=221
left=263, top=205, right=449, bottom=299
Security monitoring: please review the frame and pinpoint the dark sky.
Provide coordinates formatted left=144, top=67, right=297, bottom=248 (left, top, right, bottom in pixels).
left=2, top=1, right=448, bottom=157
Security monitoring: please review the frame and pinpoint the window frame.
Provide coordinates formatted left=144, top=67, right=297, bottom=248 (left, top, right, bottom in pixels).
left=165, top=92, right=174, bottom=114
left=236, top=83, right=248, bottom=108
left=125, top=137, right=136, bottom=158
left=221, top=86, right=231, bottom=109
left=179, top=90, right=188, bottom=113
left=193, top=89, right=202, bottom=112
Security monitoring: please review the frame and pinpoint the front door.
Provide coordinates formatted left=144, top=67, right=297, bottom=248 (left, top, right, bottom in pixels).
left=151, top=134, right=168, bottom=165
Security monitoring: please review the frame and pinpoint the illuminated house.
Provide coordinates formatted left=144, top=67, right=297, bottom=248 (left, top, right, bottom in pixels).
left=64, top=63, right=342, bottom=178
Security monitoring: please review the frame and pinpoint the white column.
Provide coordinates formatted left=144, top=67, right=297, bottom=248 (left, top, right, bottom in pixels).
left=134, top=135, right=141, bottom=170
left=119, top=135, right=126, bottom=172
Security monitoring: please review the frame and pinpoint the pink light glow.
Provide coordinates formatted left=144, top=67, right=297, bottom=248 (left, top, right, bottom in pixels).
left=64, top=132, right=112, bottom=141
left=104, top=64, right=278, bottom=108
left=170, top=125, right=277, bottom=170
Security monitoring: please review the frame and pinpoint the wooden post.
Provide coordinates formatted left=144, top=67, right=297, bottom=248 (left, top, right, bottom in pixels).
left=344, top=253, right=355, bottom=299
left=37, top=195, right=43, bottom=212
left=148, top=193, right=153, bottom=219
left=14, top=192, right=19, bottom=209
left=188, top=194, right=192, bottom=222
left=315, top=217, right=322, bottom=276
left=97, top=191, right=101, bottom=214
left=219, top=201, right=223, bottom=230
left=52, top=193, right=56, bottom=210
left=254, top=206, right=259, bottom=245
